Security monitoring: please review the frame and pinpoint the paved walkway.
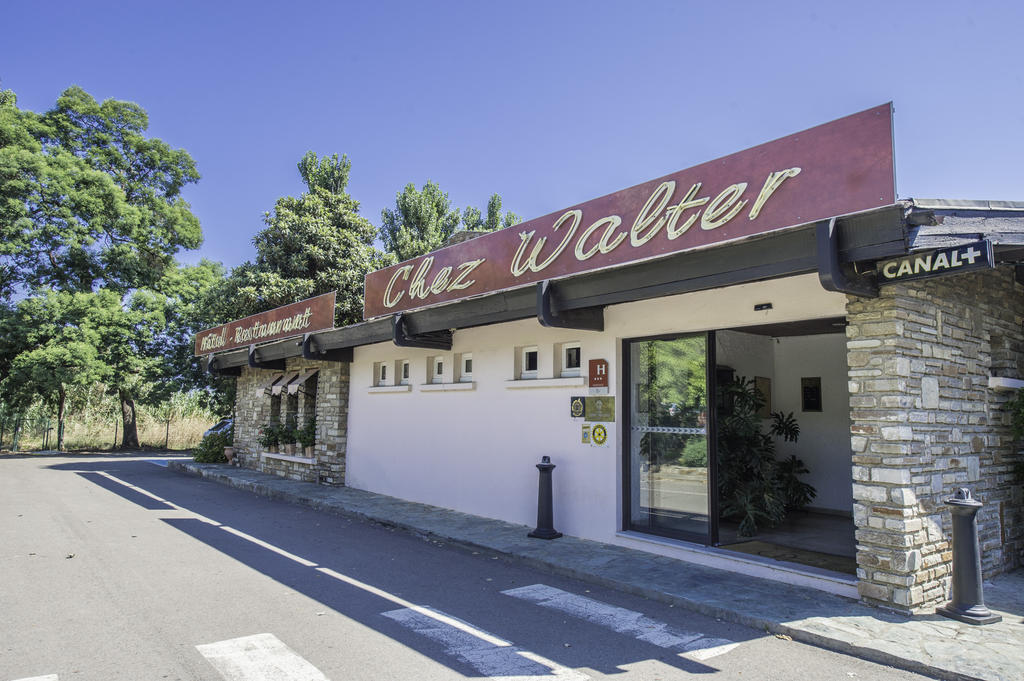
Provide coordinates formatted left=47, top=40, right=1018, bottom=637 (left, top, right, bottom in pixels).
left=168, top=460, right=1023, bottom=681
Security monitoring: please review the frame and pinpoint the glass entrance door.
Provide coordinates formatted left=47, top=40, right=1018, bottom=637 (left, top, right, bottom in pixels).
left=623, top=333, right=715, bottom=544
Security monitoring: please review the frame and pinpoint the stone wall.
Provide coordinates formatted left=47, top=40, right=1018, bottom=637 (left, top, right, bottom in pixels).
left=846, top=265, right=1024, bottom=612
left=231, top=357, right=349, bottom=485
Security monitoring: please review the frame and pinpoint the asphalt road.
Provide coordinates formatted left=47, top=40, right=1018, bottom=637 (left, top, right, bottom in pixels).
left=1, top=455, right=932, bottom=681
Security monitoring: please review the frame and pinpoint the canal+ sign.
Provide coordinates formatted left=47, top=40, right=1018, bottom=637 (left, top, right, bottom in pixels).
left=876, top=240, right=994, bottom=285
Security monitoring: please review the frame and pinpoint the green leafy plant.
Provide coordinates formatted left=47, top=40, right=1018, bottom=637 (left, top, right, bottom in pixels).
left=717, top=377, right=816, bottom=536
left=297, top=420, right=316, bottom=449
left=193, top=426, right=233, bottom=463
left=257, top=423, right=281, bottom=448
left=279, top=423, right=297, bottom=446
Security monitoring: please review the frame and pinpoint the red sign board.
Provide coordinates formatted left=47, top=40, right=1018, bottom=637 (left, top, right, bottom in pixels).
left=364, top=104, right=895, bottom=319
left=194, top=292, right=336, bottom=356
left=589, top=359, right=609, bottom=388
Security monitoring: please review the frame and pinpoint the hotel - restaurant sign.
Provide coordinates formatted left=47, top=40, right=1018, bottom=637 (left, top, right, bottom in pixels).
left=364, top=104, right=895, bottom=319
left=194, top=292, right=336, bottom=356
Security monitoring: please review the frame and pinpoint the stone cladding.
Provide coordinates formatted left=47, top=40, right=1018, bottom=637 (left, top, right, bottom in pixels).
left=846, top=265, right=1024, bottom=612
left=231, top=356, right=348, bottom=485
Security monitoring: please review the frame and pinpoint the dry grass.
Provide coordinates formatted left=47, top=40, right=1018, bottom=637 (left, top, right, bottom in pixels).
left=8, top=415, right=215, bottom=452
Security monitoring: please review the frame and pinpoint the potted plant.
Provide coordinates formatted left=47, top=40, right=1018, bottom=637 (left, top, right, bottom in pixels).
left=297, top=420, right=316, bottom=457
left=258, top=423, right=281, bottom=453
left=280, top=423, right=298, bottom=455
left=717, top=377, right=815, bottom=537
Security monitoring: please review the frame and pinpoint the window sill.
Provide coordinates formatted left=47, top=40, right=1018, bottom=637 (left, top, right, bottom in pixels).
left=421, top=382, right=476, bottom=392
left=367, top=385, right=412, bottom=394
left=261, top=452, right=315, bottom=464
left=506, top=376, right=586, bottom=389
left=988, top=376, right=1024, bottom=391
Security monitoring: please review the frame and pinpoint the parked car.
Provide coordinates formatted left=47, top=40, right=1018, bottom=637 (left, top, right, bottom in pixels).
left=203, top=417, right=233, bottom=438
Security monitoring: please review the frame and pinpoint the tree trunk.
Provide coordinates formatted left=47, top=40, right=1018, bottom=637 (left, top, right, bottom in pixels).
left=119, top=391, right=140, bottom=449
left=57, top=387, right=66, bottom=451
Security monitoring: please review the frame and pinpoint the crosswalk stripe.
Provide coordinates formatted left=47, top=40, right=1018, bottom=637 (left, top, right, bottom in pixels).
left=502, top=584, right=738, bottom=661
left=196, top=633, right=329, bottom=681
left=11, top=675, right=59, bottom=681
left=383, top=607, right=589, bottom=681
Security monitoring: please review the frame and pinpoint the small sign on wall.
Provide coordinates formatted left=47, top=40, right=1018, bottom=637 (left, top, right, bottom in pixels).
left=585, top=396, right=615, bottom=422
left=570, top=396, right=586, bottom=418
left=589, top=359, right=609, bottom=395
left=801, top=377, right=822, bottom=412
left=581, top=423, right=610, bottom=447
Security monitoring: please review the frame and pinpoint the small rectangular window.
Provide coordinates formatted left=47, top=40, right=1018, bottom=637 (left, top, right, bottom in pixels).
left=377, top=362, right=388, bottom=386
left=432, top=356, right=444, bottom=384
left=459, top=353, right=473, bottom=382
left=521, top=346, right=538, bottom=379
left=561, top=342, right=581, bottom=377
left=400, top=360, right=410, bottom=385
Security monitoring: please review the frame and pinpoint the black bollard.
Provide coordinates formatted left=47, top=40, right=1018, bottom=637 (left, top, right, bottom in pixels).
left=937, top=488, right=1001, bottom=625
left=528, top=456, right=562, bottom=540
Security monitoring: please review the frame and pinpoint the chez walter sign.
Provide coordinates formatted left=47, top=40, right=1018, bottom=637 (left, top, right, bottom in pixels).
left=363, top=104, right=896, bottom=319
left=194, top=292, right=336, bottom=356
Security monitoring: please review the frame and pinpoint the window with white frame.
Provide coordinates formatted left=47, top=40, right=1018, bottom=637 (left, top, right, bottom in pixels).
left=458, top=353, right=473, bottom=382
left=399, top=360, right=410, bottom=385
left=520, top=345, right=539, bottom=379
left=375, top=361, right=389, bottom=386
left=561, top=342, right=582, bottom=377
left=430, top=356, right=445, bottom=384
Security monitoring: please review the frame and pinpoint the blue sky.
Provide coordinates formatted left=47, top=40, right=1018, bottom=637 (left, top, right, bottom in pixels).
left=3, top=1, right=1022, bottom=269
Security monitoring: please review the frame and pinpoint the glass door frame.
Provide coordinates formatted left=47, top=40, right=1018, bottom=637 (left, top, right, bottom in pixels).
left=620, top=330, right=719, bottom=546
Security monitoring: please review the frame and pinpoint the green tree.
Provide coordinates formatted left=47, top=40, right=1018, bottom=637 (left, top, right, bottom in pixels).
left=150, top=260, right=233, bottom=414
left=0, top=291, right=111, bottom=450
left=0, top=85, right=205, bottom=447
left=0, top=86, right=201, bottom=296
left=461, top=193, right=522, bottom=233
left=212, top=152, right=390, bottom=327
left=380, top=180, right=462, bottom=262
left=381, top=184, right=522, bottom=263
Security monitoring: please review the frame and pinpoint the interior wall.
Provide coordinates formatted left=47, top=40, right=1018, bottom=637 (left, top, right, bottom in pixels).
left=772, top=333, right=853, bottom=513
left=716, top=330, right=774, bottom=387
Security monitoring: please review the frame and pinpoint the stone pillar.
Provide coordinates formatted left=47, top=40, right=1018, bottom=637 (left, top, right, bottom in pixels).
left=233, top=366, right=272, bottom=468
left=315, top=361, right=349, bottom=486
left=846, top=267, right=1024, bottom=613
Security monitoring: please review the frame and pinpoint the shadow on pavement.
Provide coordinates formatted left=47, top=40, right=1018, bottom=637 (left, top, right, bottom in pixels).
left=49, top=457, right=748, bottom=677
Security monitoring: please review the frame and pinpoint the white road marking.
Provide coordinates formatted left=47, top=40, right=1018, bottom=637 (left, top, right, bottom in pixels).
left=383, top=607, right=589, bottom=681
left=11, top=675, right=59, bottom=681
left=502, top=584, right=738, bottom=661
left=95, top=472, right=221, bottom=525
left=220, top=526, right=319, bottom=567
left=316, top=567, right=508, bottom=646
left=196, top=633, right=329, bottom=681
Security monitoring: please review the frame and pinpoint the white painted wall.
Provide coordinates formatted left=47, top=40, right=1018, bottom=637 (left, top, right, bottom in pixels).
left=772, top=334, right=853, bottom=513
left=345, top=273, right=849, bottom=547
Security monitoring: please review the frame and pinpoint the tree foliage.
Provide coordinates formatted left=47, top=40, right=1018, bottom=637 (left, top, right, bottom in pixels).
left=380, top=180, right=462, bottom=263
left=212, top=152, right=391, bottom=327
left=381, top=183, right=521, bottom=262
left=0, top=85, right=208, bottom=448
left=0, top=86, right=201, bottom=297
left=461, top=193, right=521, bottom=234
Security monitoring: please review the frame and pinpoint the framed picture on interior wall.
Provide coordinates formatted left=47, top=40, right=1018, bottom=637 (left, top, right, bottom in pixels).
left=755, top=376, right=771, bottom=418
left=801, top=377, right=822, bottom=412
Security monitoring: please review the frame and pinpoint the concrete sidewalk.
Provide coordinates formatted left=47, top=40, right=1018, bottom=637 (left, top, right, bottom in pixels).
left=168, top=460, right=1023, bottom=681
